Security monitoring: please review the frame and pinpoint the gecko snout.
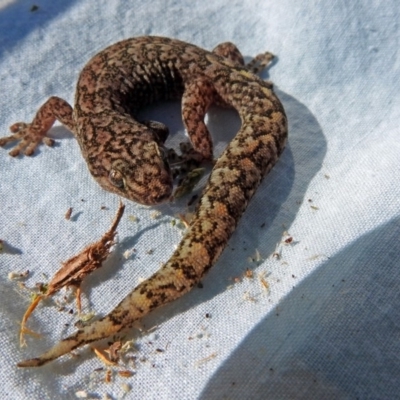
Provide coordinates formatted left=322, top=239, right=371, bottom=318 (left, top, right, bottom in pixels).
left=145, top=172, right=173, bottom=204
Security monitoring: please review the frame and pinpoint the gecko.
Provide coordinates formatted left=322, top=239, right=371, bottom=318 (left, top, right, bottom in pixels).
left=0, top=36, right=287, bottom=367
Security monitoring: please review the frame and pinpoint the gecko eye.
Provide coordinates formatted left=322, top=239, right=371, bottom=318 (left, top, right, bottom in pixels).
left=109, top=168, right=125, bottom=189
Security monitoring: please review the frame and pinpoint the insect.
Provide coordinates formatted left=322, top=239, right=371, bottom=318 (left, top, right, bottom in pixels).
left=18, top=203, right=125, bottom=346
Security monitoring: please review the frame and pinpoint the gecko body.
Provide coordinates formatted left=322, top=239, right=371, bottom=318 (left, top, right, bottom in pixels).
left=0, top=37, right=287, bottom=367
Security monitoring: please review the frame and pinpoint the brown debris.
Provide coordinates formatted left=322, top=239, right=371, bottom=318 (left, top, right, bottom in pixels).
left=104, top=340, right=122, bottom=363
left=105, top=368, right=112, bottom=383
left=64, top=207, right=73, bottom=220
left=8, top=270, right=30, bottom=280
left=244, top=268, right=253, bottom=278
left=118, top=370, right=134, bottom=378
left=259, top=274, right=270, bottom=292
left=196, top=352, right=217, bottom=366
left=93, top=347, right=118, bottom=367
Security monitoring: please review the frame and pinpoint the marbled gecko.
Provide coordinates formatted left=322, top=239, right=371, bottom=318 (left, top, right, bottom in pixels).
left=0, top=37, right=287, bottom=367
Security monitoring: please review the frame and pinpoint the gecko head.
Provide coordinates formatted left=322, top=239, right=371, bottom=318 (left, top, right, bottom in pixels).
left=97, top=141, right=173, bottom=205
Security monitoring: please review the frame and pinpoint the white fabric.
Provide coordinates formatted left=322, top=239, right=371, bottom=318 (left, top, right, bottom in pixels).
left=1, top=1, right=399, bottom=398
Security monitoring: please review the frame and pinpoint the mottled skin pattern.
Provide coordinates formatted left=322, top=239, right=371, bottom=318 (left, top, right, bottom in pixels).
left=1, top=37, right=287, bottom=367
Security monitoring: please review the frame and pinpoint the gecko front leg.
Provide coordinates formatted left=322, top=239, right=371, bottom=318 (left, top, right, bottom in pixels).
left=0, top=96, right=75, bottom=156
left=212, top=41, right=246, bottom=66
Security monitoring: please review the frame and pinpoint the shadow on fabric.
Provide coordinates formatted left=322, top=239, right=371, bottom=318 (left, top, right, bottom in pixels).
left=199, top=216, right=400, bottom=400
left=0, top=0, right=77, bottom=60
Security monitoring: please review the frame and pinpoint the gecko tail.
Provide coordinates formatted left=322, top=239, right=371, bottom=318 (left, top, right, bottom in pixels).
left=17, top=316, right=123, bottom=367
left=17, top=337, right=78, bottom=367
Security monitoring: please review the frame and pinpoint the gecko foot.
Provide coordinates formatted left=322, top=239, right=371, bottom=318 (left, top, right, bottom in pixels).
left=0, top=122, right=55, bottom=157
left=246, top=52, right=275, bottom=75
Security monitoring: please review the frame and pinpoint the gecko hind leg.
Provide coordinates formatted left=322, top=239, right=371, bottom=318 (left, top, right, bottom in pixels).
left=0, top=96, right=74, bottom=157
left=213, top=42, right=274, bottom=81
left=213, top=41, right=275, bottom=75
